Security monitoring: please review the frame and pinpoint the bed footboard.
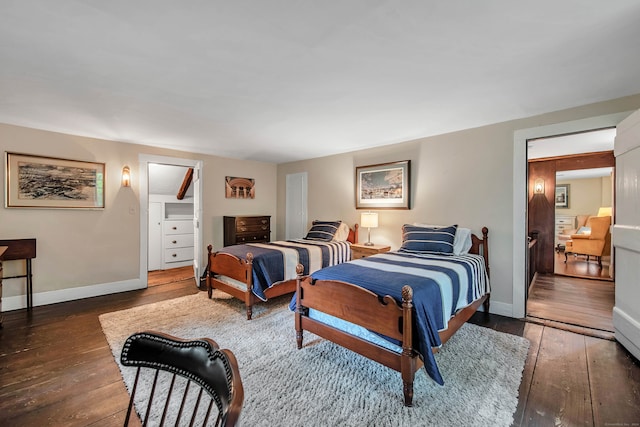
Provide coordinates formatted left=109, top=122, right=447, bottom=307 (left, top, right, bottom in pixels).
left=206, top=245, right=255, bottom=320
left=295, top=267, right=421, bottom=406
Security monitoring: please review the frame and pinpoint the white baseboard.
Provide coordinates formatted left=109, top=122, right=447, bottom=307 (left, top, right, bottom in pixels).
left=3, top=279, right=518, bottom=322
left=613, top=306, right=640, bottom=362
left=487, top=300, right=514, bottom=318
left=470, top=297, right=513, bottom=317
left=1, top=278, right=146, bottom=312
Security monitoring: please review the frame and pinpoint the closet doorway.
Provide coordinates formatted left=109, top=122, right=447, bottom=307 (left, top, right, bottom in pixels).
left=148, top=163, right=195, bottom=273
left=138, top=154, right=203, bottom=288
left=285, top=172, right=308, bottom=240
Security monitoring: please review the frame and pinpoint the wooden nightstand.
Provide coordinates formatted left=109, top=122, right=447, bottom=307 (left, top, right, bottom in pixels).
left=351, top=243, right=391, bottom=260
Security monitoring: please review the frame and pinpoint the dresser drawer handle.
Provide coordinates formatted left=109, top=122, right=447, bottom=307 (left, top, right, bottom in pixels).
left=171, top=253, right=177, bottom=258
left=172, top=226, right=177, bottom=230
left=172, top=240, right=177, bottom=244
left=261, top=226, right=268, bottom=230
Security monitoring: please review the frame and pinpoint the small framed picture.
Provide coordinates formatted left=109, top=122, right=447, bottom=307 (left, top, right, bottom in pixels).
left=555, top=184, right=570, bottom=208
left=225, top=176, right=255, bottom=199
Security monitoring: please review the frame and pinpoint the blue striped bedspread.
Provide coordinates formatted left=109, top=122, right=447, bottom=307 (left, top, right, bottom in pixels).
left=294, top=251, right=490, bottom=385
left=216, top=239, right=351, bottom=300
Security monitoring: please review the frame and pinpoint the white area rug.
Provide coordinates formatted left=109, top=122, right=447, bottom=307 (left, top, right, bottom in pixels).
left=99, top=292, right=529, bottom=427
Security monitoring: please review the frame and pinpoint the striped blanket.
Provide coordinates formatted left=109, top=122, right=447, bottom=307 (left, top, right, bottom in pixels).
left=217, top=239, right=351, bottom=300
left=302, top=251, right=490, bottom=385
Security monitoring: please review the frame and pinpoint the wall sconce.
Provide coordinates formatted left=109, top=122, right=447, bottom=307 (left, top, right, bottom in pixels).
left=360, top=212, right=378, bottom=246
left=533, top=178, right=545, bottom=194
left=121, top=165, right=131, bottom=187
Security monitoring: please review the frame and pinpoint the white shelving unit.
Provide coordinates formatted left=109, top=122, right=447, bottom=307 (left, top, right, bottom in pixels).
left=148, top=195, right=194, bottom=271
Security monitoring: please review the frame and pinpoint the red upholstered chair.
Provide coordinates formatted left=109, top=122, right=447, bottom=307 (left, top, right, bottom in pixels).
left=564, top=215, right=611, bottom=268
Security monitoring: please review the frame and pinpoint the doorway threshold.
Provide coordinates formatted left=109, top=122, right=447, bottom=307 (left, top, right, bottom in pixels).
left=526, top=315, right=614, bottom=340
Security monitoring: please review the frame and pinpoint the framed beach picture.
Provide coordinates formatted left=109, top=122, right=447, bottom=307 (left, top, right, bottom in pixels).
left=5, top=152, right=105, bottom=209
left=555, top=184, right=570, bottom=208
left=355, top=160, right=410, bottom=209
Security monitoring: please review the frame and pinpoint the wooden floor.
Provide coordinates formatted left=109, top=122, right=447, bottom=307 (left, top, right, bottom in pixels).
left=1, top=275, right=639, bottom=426
left=527, top=273, right=615, bottom=338
left=554, top=249, right=612, bottom=281
left=147, top=265, right=195, bottom=287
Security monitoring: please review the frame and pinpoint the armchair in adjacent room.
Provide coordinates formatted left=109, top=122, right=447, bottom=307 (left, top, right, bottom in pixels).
left=556, top=214, right=590, bottom=251
left=564, top=215, right=611, bottom=268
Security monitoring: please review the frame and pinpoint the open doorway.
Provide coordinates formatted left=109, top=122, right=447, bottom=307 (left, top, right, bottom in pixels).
left=138, top=154, right=203, bottom=289
left=526, top=129, right=615, bottom=336
left=553, top=167, right=614, bottom=281
left=147, top=163, right=195, bottom=286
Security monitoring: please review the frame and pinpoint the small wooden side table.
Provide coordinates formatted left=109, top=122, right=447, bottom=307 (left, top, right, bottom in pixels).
left=0, top=239, right=37, bottom=318
left=0, top=246, right=7, bottom=327
left=351, top=243, right=391, bottom=260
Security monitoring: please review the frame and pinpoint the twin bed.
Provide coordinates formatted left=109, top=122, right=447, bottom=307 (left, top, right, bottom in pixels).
left=206, top=222, right=490, bottom=406
left=205, top=221, right=358, bottom=319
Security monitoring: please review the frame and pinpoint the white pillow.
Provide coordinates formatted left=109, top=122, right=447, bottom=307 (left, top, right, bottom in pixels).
left=333, top=222, right=350, bottom=241
left=413, top=223, right=473, bottom=255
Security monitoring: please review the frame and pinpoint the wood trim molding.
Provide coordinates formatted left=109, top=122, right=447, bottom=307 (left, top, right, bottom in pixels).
left=528, top=150, right=614, bottom=170
left=177, top=167, right=194, bottom=200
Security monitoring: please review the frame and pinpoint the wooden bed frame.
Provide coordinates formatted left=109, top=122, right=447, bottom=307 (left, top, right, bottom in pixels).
left=205, top=224, right=359, bottom=320
left=294, top=226, right=490, bottom=406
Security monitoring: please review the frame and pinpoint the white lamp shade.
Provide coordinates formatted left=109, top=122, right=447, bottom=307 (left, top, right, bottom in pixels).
left=360, top=212, right=378, bottom=228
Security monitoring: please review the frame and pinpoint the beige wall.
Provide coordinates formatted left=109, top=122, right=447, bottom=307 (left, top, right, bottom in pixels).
left=3, top=93, right=640, bottom=313
left=0, top=123, right=276, bottom=302
left=276, top=93, right=640, bottom=312
left=556, top=175, right=613, bottom=219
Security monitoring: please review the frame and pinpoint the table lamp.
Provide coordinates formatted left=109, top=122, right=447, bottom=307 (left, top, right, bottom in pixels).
left=360, top=212, right=378, bottom=246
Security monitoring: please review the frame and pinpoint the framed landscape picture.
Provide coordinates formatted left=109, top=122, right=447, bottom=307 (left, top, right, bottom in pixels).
left=555, top=184, right=569, bottom=208
left=5, top=152, right=105, bottom=209
left=355, top=160, right=410, bottom=209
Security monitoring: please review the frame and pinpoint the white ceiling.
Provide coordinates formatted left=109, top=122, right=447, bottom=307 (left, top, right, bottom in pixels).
left=557, top=167, right=613, bottom=180
left=148, top=163, right=193, bottom=197
left=1, top=1, right=640, bottom=164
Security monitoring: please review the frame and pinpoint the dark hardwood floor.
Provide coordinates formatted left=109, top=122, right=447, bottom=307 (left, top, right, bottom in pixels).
left=1, top=275, right=639, bottom=426
left=0, top=278, right=199, bottom=426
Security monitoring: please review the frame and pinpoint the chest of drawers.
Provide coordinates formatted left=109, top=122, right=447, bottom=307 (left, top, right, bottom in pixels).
left=555, top=215, right=576, bottom=247
left=163, top=219, right=194, bottom=268
left=224, top=215, right=271, bottom=246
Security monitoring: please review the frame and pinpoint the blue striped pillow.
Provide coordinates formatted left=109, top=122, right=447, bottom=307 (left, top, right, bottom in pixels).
left=400, top=224, right=457, bottom=254
left=305, top=220, right=342, bottom=241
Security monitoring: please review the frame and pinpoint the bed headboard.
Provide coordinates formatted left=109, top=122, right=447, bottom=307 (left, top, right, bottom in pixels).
left=470, top=227, right=489, bottom=278
left=348, top=224, right=359, bottom=244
